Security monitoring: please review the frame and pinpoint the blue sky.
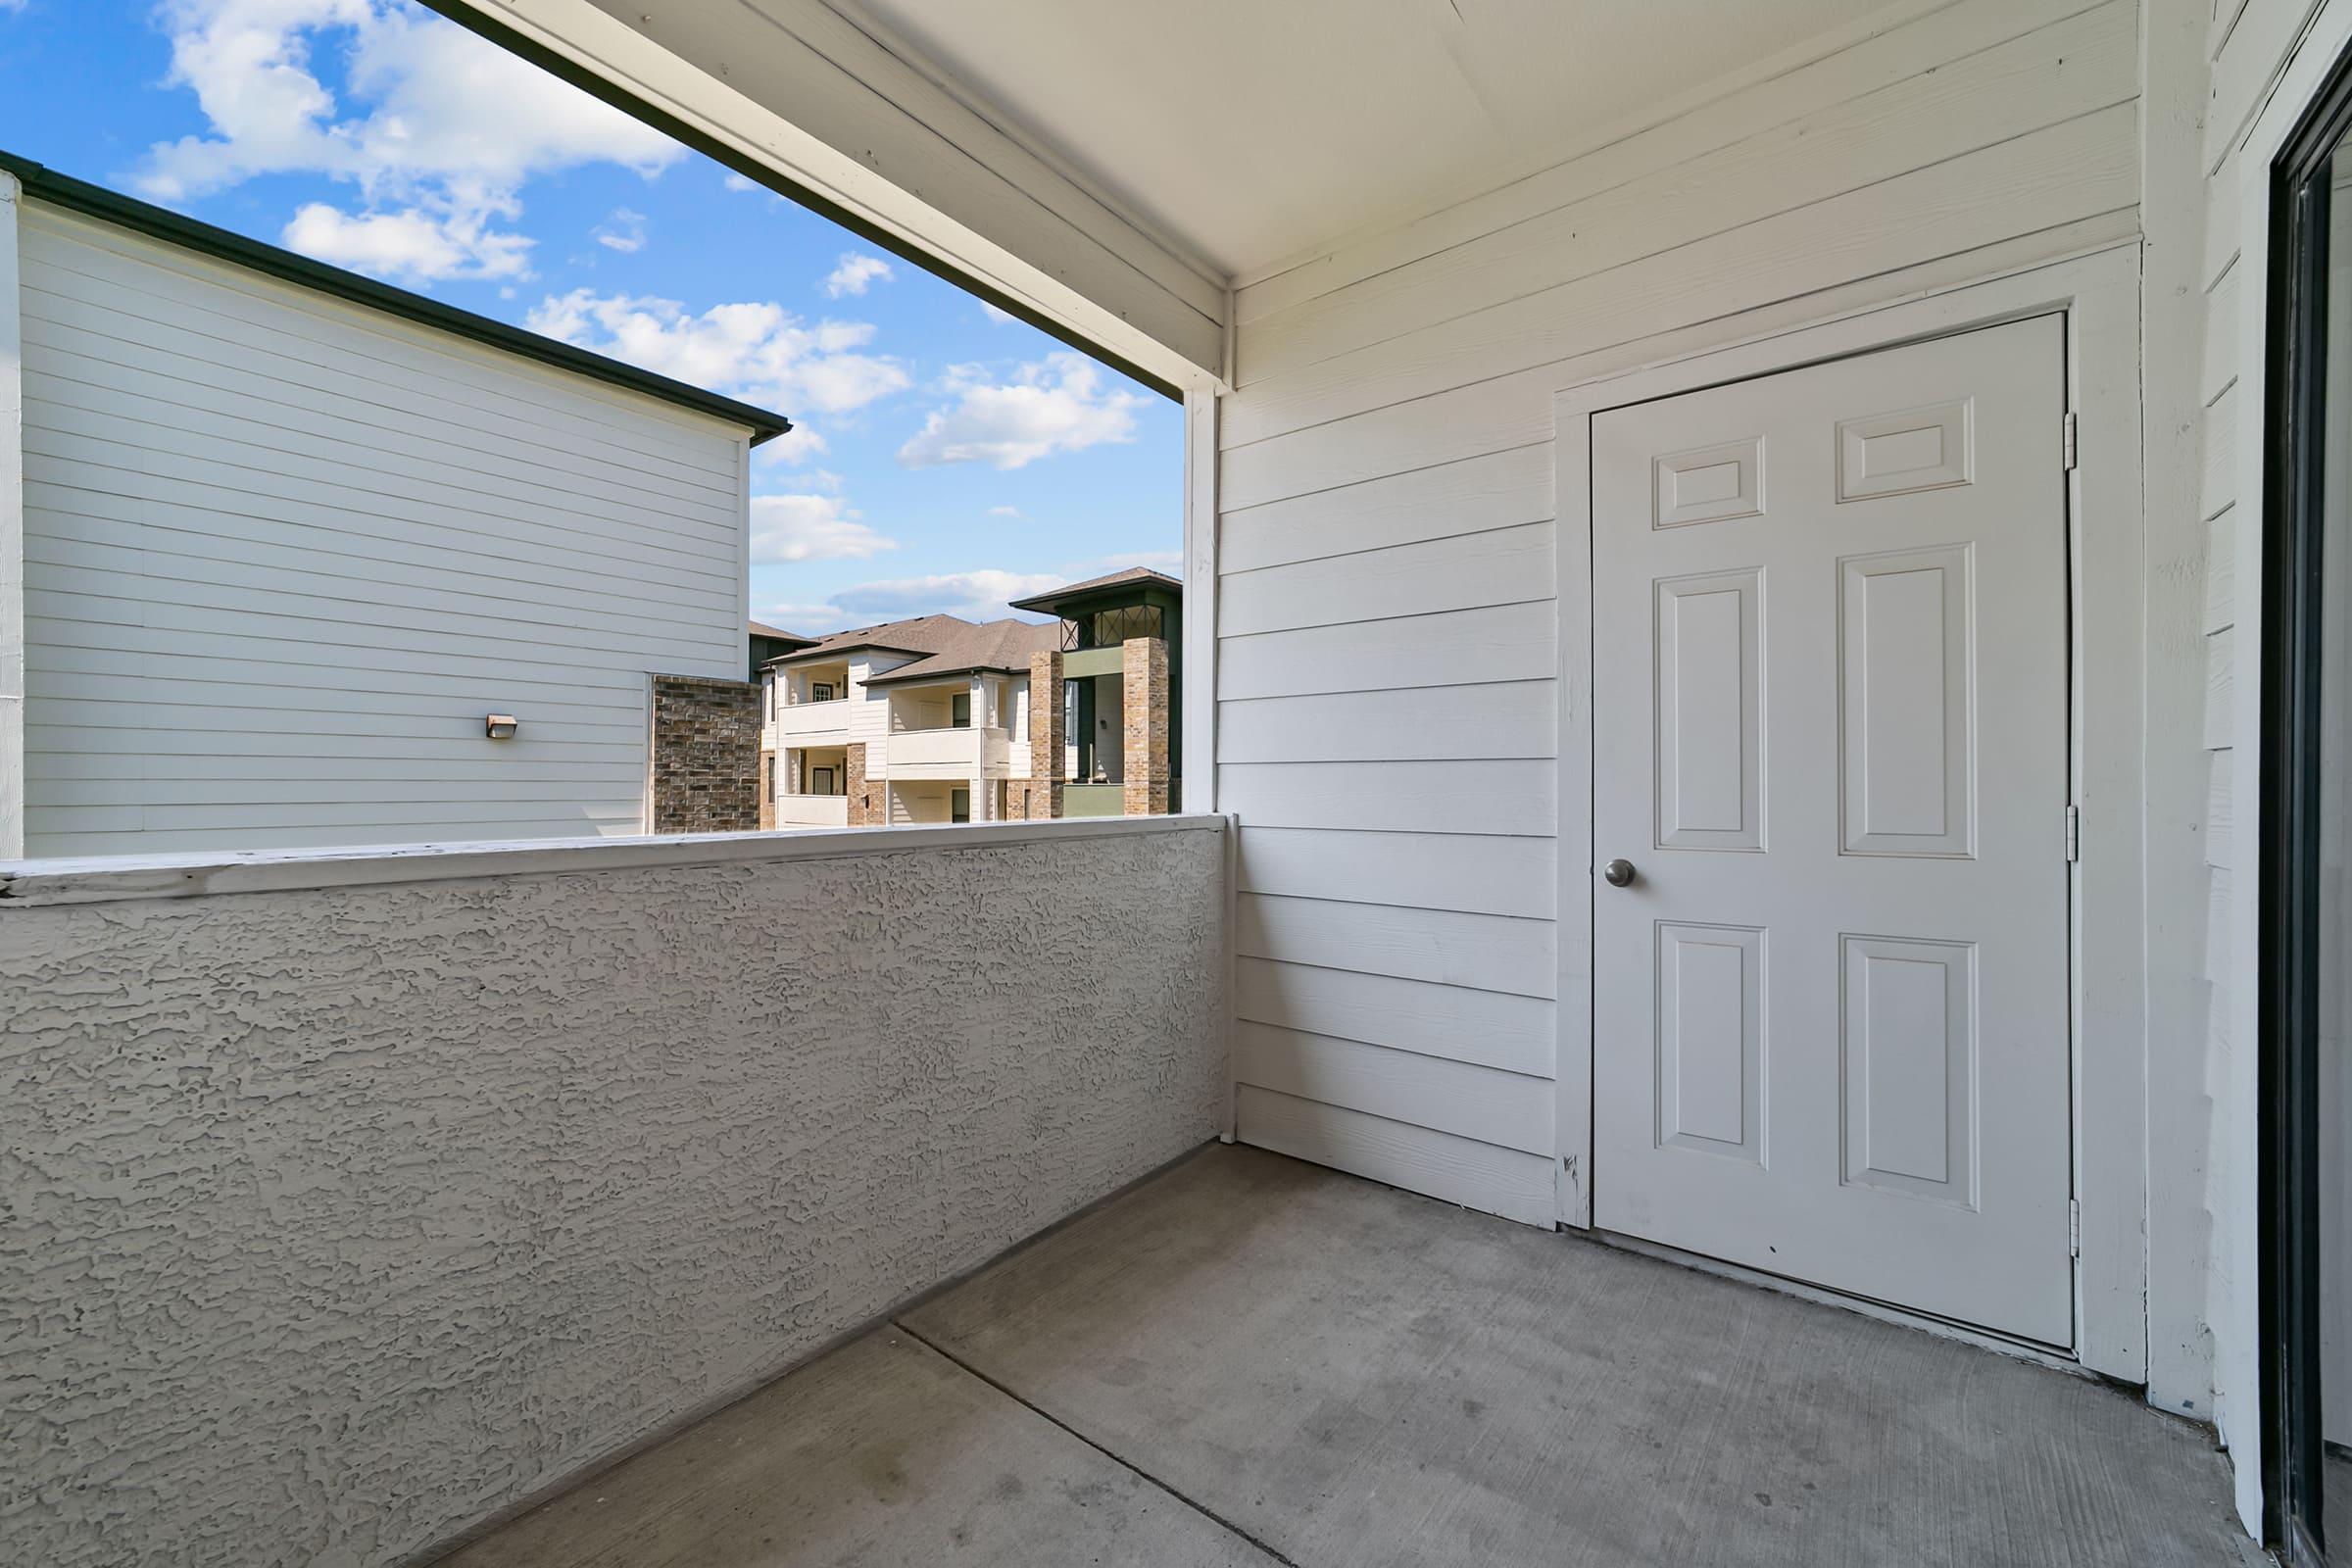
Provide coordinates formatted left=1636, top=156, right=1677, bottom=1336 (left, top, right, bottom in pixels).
left=0, top=0, right=1182, bottom=634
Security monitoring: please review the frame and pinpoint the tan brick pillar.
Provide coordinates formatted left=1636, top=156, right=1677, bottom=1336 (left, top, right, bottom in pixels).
left=1028, top=650, right=1064, bottom=820
left=1122, top=636, right=1170, bottom=816
left=845, top=742, right=868, bottom=827
left=759, top=749, right=777, bottom=830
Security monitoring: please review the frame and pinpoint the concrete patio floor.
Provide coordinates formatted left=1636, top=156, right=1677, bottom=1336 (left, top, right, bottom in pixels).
left=445, top=1145, right=2256, bottom=1567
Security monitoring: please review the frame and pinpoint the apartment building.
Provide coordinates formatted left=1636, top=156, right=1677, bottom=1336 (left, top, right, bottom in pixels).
left=761, top=567, right=1180, bottom=827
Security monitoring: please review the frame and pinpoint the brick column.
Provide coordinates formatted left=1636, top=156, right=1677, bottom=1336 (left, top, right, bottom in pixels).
left=758, top=748, right=777, bottom=830
left=1122, top=636, right=1170, bottom=816
left=1027, top=650, right=1064, bottom=820
left=845, top=742, right=868, bottom=827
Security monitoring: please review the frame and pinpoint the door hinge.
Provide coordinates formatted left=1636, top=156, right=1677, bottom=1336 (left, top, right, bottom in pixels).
left=2062, top=411, right=2079, bottom=470
left=2069, top=1199, right=2081, bottom=1258
left=2064, top=804, right=2081, bottom=862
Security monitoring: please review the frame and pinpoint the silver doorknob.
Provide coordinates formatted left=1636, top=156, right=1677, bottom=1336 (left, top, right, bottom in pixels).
left=1602, top=858, right=1637, bottom=888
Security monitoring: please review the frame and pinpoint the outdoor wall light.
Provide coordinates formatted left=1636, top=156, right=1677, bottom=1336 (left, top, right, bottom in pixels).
left=484, top=714, right=518, bottom=740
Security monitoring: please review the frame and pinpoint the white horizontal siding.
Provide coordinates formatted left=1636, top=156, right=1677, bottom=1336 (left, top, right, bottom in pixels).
left=1235, top=894, right=1555, bottom=1000
left=1219, top=760, right=1553, bottom=836
left=1235, top=1086, right=1555, bottom=1228
left=1217, top=0, right=2143, bottom=1222
left=2174, top=0, right=2324, bottom=1484
left=1236, top=826, right=1555, bottom=919
left=1235, top=956, right=1551, bottom=1077
left=16, top=204, right=752, bottom=854
left=1234, top=1023, right=1552, bottom=1154
left=1218, top=680, right=1556, bottom=763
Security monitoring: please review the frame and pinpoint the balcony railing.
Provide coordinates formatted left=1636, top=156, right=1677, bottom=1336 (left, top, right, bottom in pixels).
left=777, top=698, right=852, bottom=742
left=886, top=725, right=1009, bottom=779
left=1, top=817, right=1228, bottom=1567
left=775, top=794, right=850, bottom=828
left=1062, top=781, right=1127, bottom=817
left=776, top=700, right=851, bottom=747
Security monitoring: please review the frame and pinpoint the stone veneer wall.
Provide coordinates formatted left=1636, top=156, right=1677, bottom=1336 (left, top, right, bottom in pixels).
left=1122, top=636, right=1171, bottom=816
left=648, top=674, right=760, bottom=833
left=845, top=742, right=869, bottom=826
left=758, top=748, right=777, bottom=831
left=1027, top=649, right=1065, bottom=820
left=0, top=822, right=1228, bottom=1568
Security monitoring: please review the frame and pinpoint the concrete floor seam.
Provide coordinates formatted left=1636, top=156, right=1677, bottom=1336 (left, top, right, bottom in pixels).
left=888, top=1317, right=1304, bottom=1568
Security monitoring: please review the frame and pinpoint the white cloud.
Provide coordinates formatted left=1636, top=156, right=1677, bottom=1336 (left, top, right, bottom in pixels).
left=528, top=289, right=910, bottom=416
left=135, top=0, right=684, bottom=284
left=753, top=599, right=860, bottom=635
left=722, top=172, right=759, bottom=193
left=594, top=207, right=648, bottom=254
left=980, top=302, right=1017, bottom=324
left=750, top=494, right=898, bottom=564
left=898, top=353, right=1145, bottom=470
left=823, top=252, right=893, bottom=299
left=757, top=553, right=1178, bottom=635
left=753, top=426, right=830, bottom=468
left=280, top=201, right=528, bottom=284
left=987, top=505, right=1021, bottom=518
left=1095, top=550, right=1183, bottom=573
left=828, top=569, right=1065, bottom=625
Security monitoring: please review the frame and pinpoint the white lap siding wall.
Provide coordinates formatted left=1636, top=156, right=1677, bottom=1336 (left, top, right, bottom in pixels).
left=2163, top=0, right=2330, bottom=1526
left=11, top=203, right=753, bottom=855
left=1216, top=0, right=2141, bottom=1226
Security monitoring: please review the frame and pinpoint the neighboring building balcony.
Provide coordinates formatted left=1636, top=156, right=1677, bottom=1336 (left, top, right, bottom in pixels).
left=1061, top=781, right=1127, bottom=818
left=884, top=725, right=1010, bottom=781
left=776, top=698, right=852, bottom=744
left=774, top=793, right=850, bottom=828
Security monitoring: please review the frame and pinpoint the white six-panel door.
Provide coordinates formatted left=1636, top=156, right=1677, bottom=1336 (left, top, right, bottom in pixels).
left=1590, top=315, right=2074, bottom=1346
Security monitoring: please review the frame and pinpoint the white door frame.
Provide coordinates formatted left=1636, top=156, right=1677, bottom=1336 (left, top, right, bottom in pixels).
left=1550, top=244, right=2146, bottom=1382
left=2228, top=0, right=2352, bottom=1532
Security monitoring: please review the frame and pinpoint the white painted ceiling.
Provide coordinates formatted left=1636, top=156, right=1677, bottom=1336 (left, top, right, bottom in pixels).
left=830, top=0, right=1910, bottom=281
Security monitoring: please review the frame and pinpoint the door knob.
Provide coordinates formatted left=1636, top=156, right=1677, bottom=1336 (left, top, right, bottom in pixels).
left=1602, top=858, right=1637, bottom=888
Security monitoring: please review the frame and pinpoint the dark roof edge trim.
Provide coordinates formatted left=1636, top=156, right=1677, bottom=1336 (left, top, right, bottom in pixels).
left=0, top=150, right=795, bottom=445
left=409, top=0, right=1185, bottom=407
left=769, top=639, right=931, bottom=665
left=1006, top=581, right=1184, bottom=616
left=861, top=660, right=1032, bottom=686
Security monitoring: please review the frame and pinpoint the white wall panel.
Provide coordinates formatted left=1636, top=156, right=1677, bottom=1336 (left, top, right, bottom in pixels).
left=15, top=205, right=751, bottom=854
left=1221, top=0, right=2144, bottom=1221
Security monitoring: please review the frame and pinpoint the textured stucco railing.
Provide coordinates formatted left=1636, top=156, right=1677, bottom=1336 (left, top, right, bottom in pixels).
left=0, top=816, right=1229, bottom=1568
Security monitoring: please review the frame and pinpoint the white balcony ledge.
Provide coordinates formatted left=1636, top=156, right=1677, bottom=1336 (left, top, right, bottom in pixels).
left=775, top=794, right=852, bottom=828
left=776, top=698, right=853, bottom=742
left=0, top=812, right=1228, bottom=908
left=884, top=725, right=1010, bottom=780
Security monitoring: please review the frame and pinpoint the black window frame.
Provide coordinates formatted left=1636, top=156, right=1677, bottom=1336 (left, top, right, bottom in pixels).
left=2260, top=40, right=2352, bottom=1566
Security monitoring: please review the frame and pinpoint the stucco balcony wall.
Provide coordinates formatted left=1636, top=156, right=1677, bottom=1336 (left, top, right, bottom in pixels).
left=0, top=816, right=1229, bottom=1568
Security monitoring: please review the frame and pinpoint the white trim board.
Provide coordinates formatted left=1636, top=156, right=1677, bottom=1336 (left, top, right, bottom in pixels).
left=436, top=0, right=1228, bottom=392
left=0, top=811, right=1231, bottom=907
left=2222, top=0, right=2352, bottom=1534
left=1183, top=382, right=1221, bottom=817
left=1548, top=244, right=2147, bottom=1386
left=0, top=170, right=23, bottom=860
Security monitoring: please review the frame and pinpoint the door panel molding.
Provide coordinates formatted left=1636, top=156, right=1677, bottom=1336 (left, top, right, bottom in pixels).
left=1552, top=244, right=2147, bottom=1380
left=1838, top=542, right=1976, bottom=859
